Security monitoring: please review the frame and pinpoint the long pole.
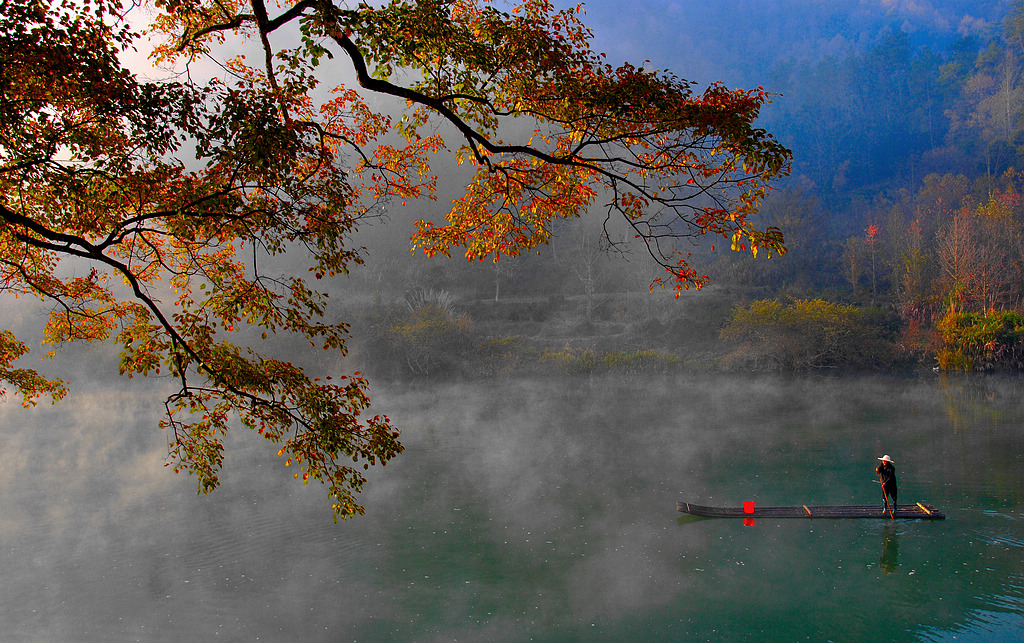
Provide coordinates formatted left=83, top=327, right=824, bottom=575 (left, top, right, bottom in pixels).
left=879, top=472, right=894, bottom=519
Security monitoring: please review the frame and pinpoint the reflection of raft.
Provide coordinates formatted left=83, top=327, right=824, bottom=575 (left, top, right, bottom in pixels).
left=677, top=502, right=945, bottom=520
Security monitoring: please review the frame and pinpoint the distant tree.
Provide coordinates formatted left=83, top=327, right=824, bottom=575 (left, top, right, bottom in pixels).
left=993, top=52, right=1023, bottom=142
left=907, top=47, right=947, bottom=157
left=892, top=218, right=930, bottom=320
left=558, top=222, right=605, bottom=319
left=1005, top=1, right=1024, bottom=60
left=911, top=173, right=972, bottom=244
left=392, top=289, right=471, bottom=376
left=492, top=256, right=522, bottom=302
left=862, top=224, right=881, bottom=299
left=841, top=236, right=862, bottom=292
left=971, top=188, right=1024, bottom=311
left=936, top=211, right=983, bottom=313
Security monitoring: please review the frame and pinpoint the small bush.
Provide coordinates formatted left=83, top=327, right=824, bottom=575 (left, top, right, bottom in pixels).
left=936, top=310, right=1024, bottom=371
left=603, top=350, right=680, bottom=375
left=539, top=345, right=600, bottom=375
left=471, top=336, right=533, bottom=376
left=357, top=296, right=472, bottom=377
left=719, top=298, right=897, bottom=371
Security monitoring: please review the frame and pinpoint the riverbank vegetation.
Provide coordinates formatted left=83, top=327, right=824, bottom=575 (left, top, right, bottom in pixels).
left=346, top=166, right=1024, bottom=378
left=345, top=163, right=1024, bottom=378
left=342, top=2, right=1024, bottom=379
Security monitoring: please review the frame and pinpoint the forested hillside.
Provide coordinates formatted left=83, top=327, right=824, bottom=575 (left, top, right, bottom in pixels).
left=341, top=1, right=1024, bottom=378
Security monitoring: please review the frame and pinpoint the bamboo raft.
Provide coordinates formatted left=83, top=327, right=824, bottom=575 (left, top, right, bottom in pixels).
left=677, top=501, right=945, bottom=520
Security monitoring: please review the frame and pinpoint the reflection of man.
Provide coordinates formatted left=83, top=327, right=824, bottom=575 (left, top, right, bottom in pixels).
left=876, top=454, right=897, bottom=516
left=879, top=524, right=899, bottom=574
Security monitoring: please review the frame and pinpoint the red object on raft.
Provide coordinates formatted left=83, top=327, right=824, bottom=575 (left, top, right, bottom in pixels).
left=676, top=501, right=945, bottom=520
left=743, top=501, right=755, bottom=514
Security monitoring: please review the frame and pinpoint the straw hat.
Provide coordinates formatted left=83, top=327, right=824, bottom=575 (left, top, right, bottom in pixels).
left=877, top=454, right=894, bottom=463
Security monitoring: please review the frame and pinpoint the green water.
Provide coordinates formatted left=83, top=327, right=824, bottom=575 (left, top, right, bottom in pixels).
left=1, top=373, right=1022, bottom=641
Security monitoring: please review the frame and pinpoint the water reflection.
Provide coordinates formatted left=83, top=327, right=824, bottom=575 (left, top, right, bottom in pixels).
left=879, top=523, right=899, bottom=574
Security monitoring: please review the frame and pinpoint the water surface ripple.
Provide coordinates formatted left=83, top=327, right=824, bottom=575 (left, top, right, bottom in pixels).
left=1, top=373, right=1023, bottom=641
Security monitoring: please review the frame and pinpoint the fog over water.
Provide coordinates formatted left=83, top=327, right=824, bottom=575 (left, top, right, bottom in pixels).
left=1, top=371, right=1022, bottom=641
left=8, top=0, right=1024, bottom=639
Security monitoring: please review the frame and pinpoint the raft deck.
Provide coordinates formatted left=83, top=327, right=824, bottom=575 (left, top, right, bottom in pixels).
left=677, top=502, right=945, bottom=520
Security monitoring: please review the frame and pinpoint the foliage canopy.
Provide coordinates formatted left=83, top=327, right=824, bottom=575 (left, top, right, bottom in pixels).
left=0, top=0, right=790, bottom=517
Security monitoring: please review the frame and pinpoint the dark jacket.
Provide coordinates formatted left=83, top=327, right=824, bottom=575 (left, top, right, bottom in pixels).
left=877, top=461, right=897, bottom=497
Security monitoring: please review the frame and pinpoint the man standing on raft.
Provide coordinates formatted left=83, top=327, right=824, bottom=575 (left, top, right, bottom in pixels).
left=876, top=455, right=898, bottom=517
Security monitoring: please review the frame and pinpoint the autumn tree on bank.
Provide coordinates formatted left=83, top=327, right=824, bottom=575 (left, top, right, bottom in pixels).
left=0, top=0, right=791, bottom=517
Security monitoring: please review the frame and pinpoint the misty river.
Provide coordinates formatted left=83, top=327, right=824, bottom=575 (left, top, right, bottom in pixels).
left=1, top=372, right=1022, bottom=641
